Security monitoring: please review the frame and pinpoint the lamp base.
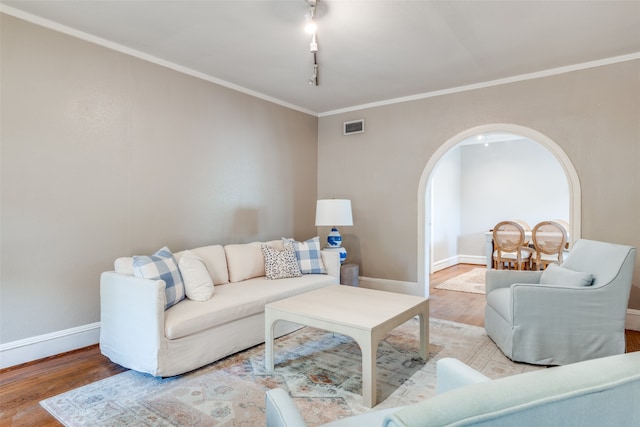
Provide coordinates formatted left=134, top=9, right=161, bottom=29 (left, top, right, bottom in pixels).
left=327, top=227, right=342, bottom=247
left=325, top=227, right=347, bottom=264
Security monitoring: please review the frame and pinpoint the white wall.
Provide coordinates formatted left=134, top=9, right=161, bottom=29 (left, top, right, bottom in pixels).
left=430, top=137, right=569, bottom=269
left=460, top=138, right=569, bottom=256
left=430, top=146, right=461, bottom=269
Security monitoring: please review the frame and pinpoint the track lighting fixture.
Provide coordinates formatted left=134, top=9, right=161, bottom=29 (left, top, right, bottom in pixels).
left=310, top=34, right=318, bottom=53
left=308, top=64, right=318, bottom=85
left=305, top=0, right=319, bottom=86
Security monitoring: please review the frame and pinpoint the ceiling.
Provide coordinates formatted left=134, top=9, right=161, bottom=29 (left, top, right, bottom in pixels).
left=2, top=1, right=639, bottom=115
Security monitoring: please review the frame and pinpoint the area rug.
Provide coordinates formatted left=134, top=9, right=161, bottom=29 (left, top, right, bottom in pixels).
left=41, top=318, right=540, bottom=426
left=435, top=268, right=486, bottom=294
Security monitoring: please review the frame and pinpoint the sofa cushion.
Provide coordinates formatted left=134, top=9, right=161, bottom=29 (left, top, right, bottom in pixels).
left=285, top=236, right=326, bottom=274
left=224, top=242, right=266, bottom=283
left=261, top=242, right=302, bottom=280
left=178, top=250, right=214, bottom=301
left=164, top=274, right=337, bottom=340
left=539, top=264, right=594, bottom=286
left=133, top=247, right=185, bottom=309
left=174, top=245, right=229, bottom=285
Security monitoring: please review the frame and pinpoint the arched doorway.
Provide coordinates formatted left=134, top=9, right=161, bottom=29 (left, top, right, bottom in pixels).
left=417, top=124, right=581, bottom=297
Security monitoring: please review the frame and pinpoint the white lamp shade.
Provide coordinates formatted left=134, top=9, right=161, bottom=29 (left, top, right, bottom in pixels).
left=315, top=199, right=353, bottom=226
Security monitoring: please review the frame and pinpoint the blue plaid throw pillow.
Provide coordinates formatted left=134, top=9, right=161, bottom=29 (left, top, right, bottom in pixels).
left=284, top=237, right=326, bottom=274
left=133, top=247, right=185, bottom=309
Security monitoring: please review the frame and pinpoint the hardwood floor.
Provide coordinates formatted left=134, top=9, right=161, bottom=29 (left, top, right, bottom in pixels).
left=0, top=345, right=126, bottom=426
left=1, top=264, right=638, bottom=426
left=428, top=264, right=486, bottom=327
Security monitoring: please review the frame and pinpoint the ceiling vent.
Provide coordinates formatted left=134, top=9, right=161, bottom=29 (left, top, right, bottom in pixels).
left=343, top=119, right=364, bottom=135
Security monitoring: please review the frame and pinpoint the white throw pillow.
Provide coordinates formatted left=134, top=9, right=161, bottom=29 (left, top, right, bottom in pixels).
left=179, top=250, right=214, bottom=301
left=539, top=264, right=594, bottom=286
left=174, top=245, right=230, bottom=285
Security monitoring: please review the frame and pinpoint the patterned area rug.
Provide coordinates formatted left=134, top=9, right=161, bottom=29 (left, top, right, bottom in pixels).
left=41, top=318, right=540, bottom=426
left=435, top=268, right=486, bottom=294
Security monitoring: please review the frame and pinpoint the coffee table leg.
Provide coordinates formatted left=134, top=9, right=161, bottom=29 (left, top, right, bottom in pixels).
left=265, top=312, right=276, bottom=371
left=356, top=334, right=377, bottom=408
left=419, top=309, right=429, bottom=360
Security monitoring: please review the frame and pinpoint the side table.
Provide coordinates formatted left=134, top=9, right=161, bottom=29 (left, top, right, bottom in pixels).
left=340, top=263, right=359, bottom=287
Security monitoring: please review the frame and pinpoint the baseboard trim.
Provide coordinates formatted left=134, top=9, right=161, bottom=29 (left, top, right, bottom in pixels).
left=432, top=256, right=459, bottom=272
left=432, top=255, right=486, bottom=272
left=0, top=322, right=100, bottom=369
left=626, top=309, right=640, bottom=332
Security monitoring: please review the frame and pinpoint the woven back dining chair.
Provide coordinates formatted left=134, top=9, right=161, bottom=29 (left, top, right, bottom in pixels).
left=531, top=221, right=567, bottom=270
left=492, top=221, right=532, bottom=270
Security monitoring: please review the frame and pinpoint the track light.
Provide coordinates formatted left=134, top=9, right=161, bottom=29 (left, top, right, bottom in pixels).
left=310, top=34, right=318, bottom=53
left=304, top=0, right=319, bottom=86
left=309, top=64, right=318, bottom=85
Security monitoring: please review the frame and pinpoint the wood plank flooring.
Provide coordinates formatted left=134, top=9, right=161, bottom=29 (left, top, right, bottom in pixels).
left=428, top=264, right=486, bottom=327
left=1, top=264, right=638, bottom=426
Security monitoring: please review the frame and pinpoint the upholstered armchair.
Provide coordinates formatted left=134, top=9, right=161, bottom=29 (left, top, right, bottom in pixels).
left=485, top=239, right=636, bottom=365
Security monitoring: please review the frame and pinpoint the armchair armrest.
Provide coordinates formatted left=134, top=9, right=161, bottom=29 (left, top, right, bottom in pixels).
left=507, top=282, right=630, bottom=362
left=266, top=388, right=307, bottom=427
left=485, top=270, right=542, bottom=294
left=511, top=283, right=612, bottom=326
left=100, top=271, right=166, bottom=376
left=436, top=358, right=491, bottom=394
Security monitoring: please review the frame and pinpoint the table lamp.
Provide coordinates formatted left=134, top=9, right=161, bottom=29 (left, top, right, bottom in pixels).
left=315, top=199, right=353, bottom=264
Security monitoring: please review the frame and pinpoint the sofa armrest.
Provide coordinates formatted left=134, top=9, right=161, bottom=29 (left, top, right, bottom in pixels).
left=321, top=250, right=341, bottom=281
left=100, top=271, right=166, bottom=375
left=266, top=388, right=307, bottom=427
left=266, top=388, right=401, bottom=427
left=436, top=358, right=491, bottom=394
left=485, top=270, right=542, bottom=295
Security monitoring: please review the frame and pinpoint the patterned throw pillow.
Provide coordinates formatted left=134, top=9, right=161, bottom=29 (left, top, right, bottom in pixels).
left=261, top=241, right=302, bottom=280
left=284, top=236, right=327, bottom=274
left=133, top=246, right=185, bottom=309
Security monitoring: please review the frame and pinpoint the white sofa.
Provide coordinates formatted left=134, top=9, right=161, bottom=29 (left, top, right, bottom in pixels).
left=267, top=352, right=640, bottom=426
left=100, top=240, right=340, bottom=377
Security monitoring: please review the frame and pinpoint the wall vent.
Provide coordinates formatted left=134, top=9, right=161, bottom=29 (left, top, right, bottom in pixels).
left=343, top=119, right=364, bottom=135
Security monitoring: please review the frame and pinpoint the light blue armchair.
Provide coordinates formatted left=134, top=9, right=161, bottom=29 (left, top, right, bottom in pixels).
left=266, top=352, right=640, bottom=426
left=485, top=239, right=637, bottom=365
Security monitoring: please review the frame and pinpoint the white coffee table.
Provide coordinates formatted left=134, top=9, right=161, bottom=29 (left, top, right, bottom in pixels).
left=264, top=285, right=429, bottom=408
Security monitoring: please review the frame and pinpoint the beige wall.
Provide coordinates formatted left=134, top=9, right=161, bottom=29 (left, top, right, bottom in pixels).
left=0, top=14, right=318, bottom=343
left=318, top=59, right=640, bottom=308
